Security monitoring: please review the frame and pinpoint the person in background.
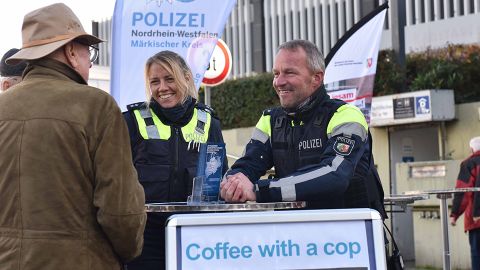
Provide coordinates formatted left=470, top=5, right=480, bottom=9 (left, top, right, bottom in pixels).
left=124, top=50, right=228, bottom=270
left=220, top=39, right=381, bottom=214
left=0, top=3, right=146, bottom=270
left=450, top=136, right=480, bottom=270
left=0, top=48, right=27, bottom=91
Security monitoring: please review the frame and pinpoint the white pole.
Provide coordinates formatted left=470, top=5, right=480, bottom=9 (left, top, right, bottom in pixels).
left=204, top=86, right=211, bottom=107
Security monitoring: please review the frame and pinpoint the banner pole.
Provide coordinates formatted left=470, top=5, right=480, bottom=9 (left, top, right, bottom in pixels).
left=205, top=86, right=211, bottom=107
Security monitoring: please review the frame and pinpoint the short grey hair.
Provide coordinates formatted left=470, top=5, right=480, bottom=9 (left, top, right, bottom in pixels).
left=470, top=137, right=480, bottom=152
left=277, top=40, right=325, bottom=72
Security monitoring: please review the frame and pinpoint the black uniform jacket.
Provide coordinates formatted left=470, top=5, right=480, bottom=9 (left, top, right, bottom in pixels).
left=228, top=87, right=371, bottom=209
left=124, top=99, right=228, bottom=203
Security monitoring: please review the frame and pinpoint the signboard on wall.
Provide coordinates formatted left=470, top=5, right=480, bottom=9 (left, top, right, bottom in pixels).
left=393, top=97, right=415, bottom=119
left=410, top=164, right=446, bottom=178
left=370, top=89, right=455, bottom=127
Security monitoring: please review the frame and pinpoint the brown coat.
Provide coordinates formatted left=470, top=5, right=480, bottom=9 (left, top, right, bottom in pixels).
left=0, top=59, right=146, bottom=270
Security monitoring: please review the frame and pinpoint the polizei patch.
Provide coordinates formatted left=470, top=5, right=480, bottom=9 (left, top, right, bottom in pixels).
left=333, top=136, right=355, bottom=156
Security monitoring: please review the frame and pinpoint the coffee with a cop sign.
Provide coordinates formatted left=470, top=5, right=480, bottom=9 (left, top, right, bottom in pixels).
left=180, top=220, right=371, bottom=269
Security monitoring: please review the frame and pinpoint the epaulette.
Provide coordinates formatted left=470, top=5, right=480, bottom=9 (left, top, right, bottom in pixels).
left=262, top=108, right=276, bottom=116
left=126, top=102, right=147, bottom=111
left=195, top=103, right=216, bottom=116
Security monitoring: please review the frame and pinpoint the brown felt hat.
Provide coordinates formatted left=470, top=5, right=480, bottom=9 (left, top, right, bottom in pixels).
left=6, top=3, right=103, bottom=65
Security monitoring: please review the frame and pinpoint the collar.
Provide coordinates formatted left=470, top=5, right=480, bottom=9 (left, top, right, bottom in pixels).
left=283, top=85, right=329, bottom=121
left=150, top=97, right=196, bottom=126
left=23, top=58, right=87, bottom=85
left=469, top=151, right=480, bottom=158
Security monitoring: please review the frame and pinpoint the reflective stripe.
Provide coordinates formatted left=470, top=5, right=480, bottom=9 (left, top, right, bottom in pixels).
left=133, top=110, right=150, bottom=139
left=181, top=108, right=211, bottom=143
left=255, top=115, right=271, bottom=137
left=329, top=122, right=368, bottom=141
left=270, top=155, right=345, bottom=200
left=139, top=108, right=152, bottom=119
left=251, top=127, right=269, bottom=143
left=133, top=108, right=170, bottom=140
left=327, top=104, right=368, bottom=135
left=146, top=125, right=160, bottom=139
left=196, top=109, right=207, bottom=134
left=134, top=108, right=210, bottom=141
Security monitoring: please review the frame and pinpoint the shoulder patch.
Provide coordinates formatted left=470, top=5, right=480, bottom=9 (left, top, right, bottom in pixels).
left=333, top=136, right=355, bottom=156
left=195, top=103, right=216, bottom=118
left=127, top=102, right=147, bottom=111
left=195, top=103, right=214, bottom=114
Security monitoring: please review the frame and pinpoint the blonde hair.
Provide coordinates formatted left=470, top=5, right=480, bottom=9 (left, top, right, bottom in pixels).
left=144, top=50, right=197, bottom=106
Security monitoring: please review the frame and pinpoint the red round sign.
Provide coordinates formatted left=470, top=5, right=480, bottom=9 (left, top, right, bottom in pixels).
left=202, top=39, right=232, bottom=87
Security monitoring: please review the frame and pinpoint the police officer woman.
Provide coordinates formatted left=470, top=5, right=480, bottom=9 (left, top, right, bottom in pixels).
left=124, top=50, right=228, bottom=270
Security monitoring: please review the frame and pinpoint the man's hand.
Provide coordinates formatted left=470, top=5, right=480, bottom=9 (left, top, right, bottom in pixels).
left=450, top=217, right=456, bottom=226
left=220, top=172, right=256, bottom=203
left=474, top=216, right=480, bottom=223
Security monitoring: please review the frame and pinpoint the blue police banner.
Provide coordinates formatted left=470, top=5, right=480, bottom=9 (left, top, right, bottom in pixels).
left=324, top=2, right=388, bottom=123
left=111, top=0, right=236, bottom=111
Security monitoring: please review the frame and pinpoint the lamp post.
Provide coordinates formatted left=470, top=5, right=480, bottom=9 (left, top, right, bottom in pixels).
left=390, top=0, right=407, bottom=92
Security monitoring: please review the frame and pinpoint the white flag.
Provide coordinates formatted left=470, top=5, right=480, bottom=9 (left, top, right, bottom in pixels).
left=324, top=2, right=388, bottom=123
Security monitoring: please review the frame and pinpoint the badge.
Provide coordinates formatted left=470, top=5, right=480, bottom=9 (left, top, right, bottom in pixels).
left=333, top=136, right=355, bottom=156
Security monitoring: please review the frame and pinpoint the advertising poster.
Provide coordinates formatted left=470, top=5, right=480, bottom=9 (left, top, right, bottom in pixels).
left=324, top=3, right=389, bottom=123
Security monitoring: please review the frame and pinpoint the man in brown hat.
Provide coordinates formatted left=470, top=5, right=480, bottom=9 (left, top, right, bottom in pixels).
left=0, top=3, right=146, bottom=270
left=0, top=48, right=27, bottom=91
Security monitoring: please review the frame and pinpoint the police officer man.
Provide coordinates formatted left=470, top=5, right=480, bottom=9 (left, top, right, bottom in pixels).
left=220, top=39, right=374, bottom=210
left=0, top=48, right=27, bottom=91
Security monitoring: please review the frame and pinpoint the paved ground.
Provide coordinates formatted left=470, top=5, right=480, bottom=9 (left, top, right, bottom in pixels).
left=403, top=260, right=441, bottom=270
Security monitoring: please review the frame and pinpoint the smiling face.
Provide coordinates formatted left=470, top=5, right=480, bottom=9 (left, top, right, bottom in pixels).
left=148, top=62, right=184, bottom=108
left=144, top=51, right=197, bottom=107
left=272, top=47, right=323, bottom=110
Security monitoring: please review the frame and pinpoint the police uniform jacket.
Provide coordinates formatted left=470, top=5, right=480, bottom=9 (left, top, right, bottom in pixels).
left=124, top=98, right=228, bottom=203
left=123, top=98, right=227, bottom=270
left=228, top=86, right=371, bottom=209
left=0, top=59, right=147, bottom=270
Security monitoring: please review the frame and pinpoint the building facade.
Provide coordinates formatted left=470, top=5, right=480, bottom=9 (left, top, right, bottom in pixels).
left=92, top=0, right=480, bottom=79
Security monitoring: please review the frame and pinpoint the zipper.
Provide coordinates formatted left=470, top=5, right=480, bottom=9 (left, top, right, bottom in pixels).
left=170, top=127, right=180, bottom=201
left=174, top=127, right=179, bottom=171
left=290, top=120, right=298, bottom=169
